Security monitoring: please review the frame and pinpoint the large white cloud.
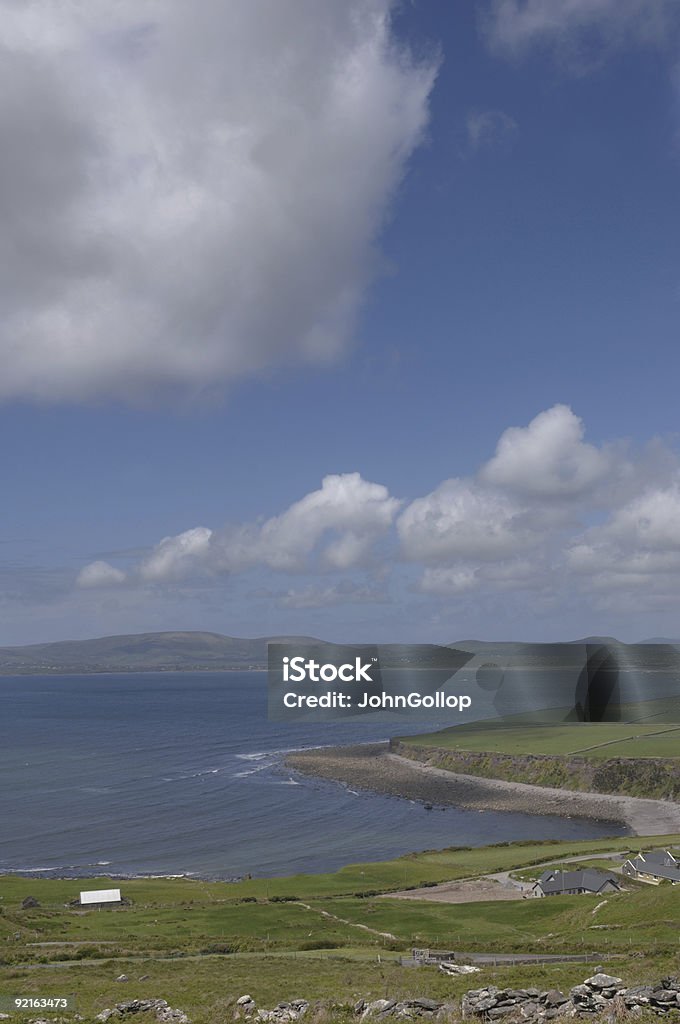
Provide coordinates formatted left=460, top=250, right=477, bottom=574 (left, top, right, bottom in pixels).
left=0, top=0, right=436, bottom=402
left=480, top=404, right=610, bottom=498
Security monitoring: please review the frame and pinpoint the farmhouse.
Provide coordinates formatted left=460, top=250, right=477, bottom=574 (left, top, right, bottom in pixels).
left=621, top=850, right=680, bottom=885
left=79, top=887, right=122, bottom=908
left=532, top=869, right=621, bottom=897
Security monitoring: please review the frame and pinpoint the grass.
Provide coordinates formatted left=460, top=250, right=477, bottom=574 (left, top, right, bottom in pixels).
left=398, top=721, right=680, bottom=759
left=2, top=834, right=680, bottom=1021
left=319, top=884, right=680, bottom=956
left=4, top=952, right=675, bottom=1024
left=4, top=836, right=680, bottom=913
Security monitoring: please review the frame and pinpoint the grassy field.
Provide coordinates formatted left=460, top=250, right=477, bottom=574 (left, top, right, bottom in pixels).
left=3, top=834, right=679, bottom=913
left=5, top=951, right=679, bottom=1024
left=398, top=721, right=680, bottom=759
left=2, top=834, right=680, bottom=1022
left=325, top=882, right=680, bottom=955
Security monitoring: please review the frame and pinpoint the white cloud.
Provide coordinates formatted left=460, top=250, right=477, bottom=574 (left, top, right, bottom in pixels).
left=215, top=473, right=401, bottom=573
left=419, top=567, right=478, bottom=595
left=480, top=404, right=610, bottom=498
left=568, top=480, right=680, bottom=592
left=76, top=560, right=126, bottom=588
left=141, top=527, right=213, bottom=582
left=72, top=408, right=680, bottom=623
left=125, top=473, right=401, bottom=583
left=483, top=0, right=676, bottom=60
left=0, top=0, right=437, bottom=402
left=397, top=478, right=529, bottom=562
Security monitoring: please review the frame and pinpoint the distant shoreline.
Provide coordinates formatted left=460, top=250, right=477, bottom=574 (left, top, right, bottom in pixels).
left=285, top=742, right=680, bottom=836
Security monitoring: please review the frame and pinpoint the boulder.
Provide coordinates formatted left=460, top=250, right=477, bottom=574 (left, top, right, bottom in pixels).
left=583, top=974, right=623, bottom=990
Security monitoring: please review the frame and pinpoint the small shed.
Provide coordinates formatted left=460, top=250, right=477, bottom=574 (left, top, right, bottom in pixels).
left=79, top=887, right=122, bottom=908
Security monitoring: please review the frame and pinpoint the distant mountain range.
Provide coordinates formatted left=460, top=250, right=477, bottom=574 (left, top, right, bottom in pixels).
left=0, top=631, right=321, bottom=675
left=0, top=630, right=678, bottom=675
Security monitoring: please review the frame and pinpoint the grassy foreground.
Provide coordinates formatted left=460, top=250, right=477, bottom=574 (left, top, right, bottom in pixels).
left=2, top=834, right=680, bottom=1022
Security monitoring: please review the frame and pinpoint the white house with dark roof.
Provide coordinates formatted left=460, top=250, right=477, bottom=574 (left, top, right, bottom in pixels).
left=621, top=850, right=680, bottom=885
left=531, top=868, right=621, bottom=898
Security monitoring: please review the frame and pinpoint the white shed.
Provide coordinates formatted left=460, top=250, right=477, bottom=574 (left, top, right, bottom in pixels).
left=79, top=887, right=122, bottom=907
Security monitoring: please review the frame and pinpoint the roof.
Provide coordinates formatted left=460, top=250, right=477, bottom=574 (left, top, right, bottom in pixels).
left=536, top=869, right=620, bottom=895
left=628, top=852, right=680, bottom=882
left=79, top=888, right=121, bottom=905
left=638, top=849, right=679, bottom=867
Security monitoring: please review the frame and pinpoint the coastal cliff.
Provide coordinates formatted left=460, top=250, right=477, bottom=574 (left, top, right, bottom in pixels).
left=390, top=740, right=680, bottom=801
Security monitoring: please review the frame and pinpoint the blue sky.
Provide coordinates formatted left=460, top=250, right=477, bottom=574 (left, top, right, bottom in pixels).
left=3, top=0, right=680, bottom=645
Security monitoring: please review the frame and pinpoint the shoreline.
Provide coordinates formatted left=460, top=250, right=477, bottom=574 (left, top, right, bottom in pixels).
left=284, top=742, right=680, bottom=836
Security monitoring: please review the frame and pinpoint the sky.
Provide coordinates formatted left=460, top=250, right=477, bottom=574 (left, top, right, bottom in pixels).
left=3, top=0, right=680, bottom=646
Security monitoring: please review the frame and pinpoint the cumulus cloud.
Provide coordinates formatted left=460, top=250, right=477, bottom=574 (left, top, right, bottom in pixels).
left=483, top=0, right=676, bottom=61
left=568, top=480, right=680, bottom=595
left=140, top=527, right=213, bottom=582
left=397, top=479, right=529, bottom=562
left=480, top=404, right=611, bottom=498
left=75, top=407, right=680, bottom=619
left=76, top=560, right=127, bottom=588
left=212, top=473, right=401, bottom=574
left=80, top=473, right=401, bottom=587
left=0, top=0, right=437, bottom=402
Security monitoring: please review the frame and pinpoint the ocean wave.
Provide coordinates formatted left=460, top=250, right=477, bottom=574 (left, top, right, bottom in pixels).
left=232, top=763, right=271, bottom=777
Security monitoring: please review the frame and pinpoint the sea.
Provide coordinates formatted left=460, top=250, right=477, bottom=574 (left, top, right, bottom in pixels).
left=0, top=672, right=628, bottom=880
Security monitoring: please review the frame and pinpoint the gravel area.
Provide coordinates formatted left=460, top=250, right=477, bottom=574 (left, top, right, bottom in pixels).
left=285, top=742, right=680, bottom=836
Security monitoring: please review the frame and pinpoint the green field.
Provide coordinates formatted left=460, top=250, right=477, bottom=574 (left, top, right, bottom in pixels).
left=399, top=720, right=680, bottom=759
left=2, top=834, right=680, bottom=1022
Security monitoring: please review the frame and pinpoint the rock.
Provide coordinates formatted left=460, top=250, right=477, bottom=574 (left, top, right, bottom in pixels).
left=583, top=974, right=623, bottom=990
left=95, top=1000, right=190, bottom=1024
left=21, top=895, right=40, bottom=908
left=115, top=975, right=129, bottom=983
left=543, top=991, right=568, bottom=1007
left=439, top=962, right=480, bottom=975
left=625, top=987, right=654, bottom=1006
left=650, top=991, right=678, bottom=1005
left=237, top=997, right=255, bottom=1007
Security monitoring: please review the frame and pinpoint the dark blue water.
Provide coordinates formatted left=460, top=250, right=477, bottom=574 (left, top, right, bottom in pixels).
left=0, top=673, right=626, bottom=879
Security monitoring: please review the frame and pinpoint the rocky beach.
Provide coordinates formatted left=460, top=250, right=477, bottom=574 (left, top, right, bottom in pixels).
left=284, top=743, right=680, bottom=836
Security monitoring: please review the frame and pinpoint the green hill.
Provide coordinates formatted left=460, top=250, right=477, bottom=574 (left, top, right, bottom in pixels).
left=0, top=631, right=320, bottom=674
